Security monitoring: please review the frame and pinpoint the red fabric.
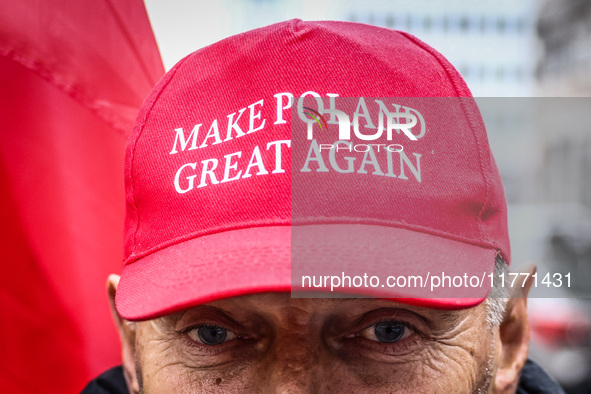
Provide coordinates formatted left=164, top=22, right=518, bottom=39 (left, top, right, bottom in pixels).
left=0, top=1, right=164, bottom=392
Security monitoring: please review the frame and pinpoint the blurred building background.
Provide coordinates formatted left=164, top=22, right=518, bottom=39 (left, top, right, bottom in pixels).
left=144, top=0, right=591, bottom=391
left=345, top=0, right=538, bottom=97
left=537, top=0, right=591, bottom=96
left=145, top=0, right=540, bottom=98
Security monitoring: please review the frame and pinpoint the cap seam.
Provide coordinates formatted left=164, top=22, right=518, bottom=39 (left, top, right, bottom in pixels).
left=128, top=55, right=191, bottom=256
left=397, top=31, right=494, bottom=250
left=464, top=105, right=495, bottom=247
left=282, top=21, right=438, bottom=93
left=124, top=219, right=501, bottom=266
left=396, top=31, right=470, bottom=98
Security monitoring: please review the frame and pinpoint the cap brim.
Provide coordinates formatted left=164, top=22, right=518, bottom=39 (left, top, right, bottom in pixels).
left=116, top=224, right=496, bottom=320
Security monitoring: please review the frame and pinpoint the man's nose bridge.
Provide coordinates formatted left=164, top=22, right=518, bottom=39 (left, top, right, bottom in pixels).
left=264, top=331, right=321, bottom=393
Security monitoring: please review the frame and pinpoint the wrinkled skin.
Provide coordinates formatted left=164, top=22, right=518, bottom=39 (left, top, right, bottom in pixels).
left=108, top=273, right=532, bottom=394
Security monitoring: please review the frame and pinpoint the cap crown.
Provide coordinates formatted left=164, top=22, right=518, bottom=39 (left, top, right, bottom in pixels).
left=123, top=19, right=510, bottom=266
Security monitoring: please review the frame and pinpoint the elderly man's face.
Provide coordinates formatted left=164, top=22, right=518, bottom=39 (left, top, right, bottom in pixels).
left=109, top=275, right=531, bottom=394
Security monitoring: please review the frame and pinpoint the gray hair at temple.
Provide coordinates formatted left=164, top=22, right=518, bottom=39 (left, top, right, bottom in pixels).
left=485, top=256, right=510, bottom=328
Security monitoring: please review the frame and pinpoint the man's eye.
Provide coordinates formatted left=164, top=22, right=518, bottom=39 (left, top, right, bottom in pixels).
left=186, top=325, right=237, bottom=345
left=361, top=321, right=411, bottom=343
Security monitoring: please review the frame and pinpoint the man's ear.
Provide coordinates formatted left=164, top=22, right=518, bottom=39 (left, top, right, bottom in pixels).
left=107, top=274, right=141, bottom=394
left=493, top=265, right=536, bottom=394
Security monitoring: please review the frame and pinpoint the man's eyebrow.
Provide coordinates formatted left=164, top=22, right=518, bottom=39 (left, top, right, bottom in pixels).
left=436, top=310, right=465, bottom=326
left=329, top=298, right=467, bottom=324
left=155, top=304, right=242, bottom=328
left=151, top=311, right=183, bottom=328
left=152, top=306, right=209, bottom=327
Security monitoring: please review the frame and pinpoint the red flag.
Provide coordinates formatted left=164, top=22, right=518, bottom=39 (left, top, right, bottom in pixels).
left=0, top=1, right=164, bottom=392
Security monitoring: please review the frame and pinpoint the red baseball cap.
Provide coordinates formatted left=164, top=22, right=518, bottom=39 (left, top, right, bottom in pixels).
left=115, top=19, right=510, bottom=320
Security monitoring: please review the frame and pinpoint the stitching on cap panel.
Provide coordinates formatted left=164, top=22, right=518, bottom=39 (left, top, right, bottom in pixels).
left=398, top=31, right=494, bottom=248
left=129, top=55, right=192, bottom=255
